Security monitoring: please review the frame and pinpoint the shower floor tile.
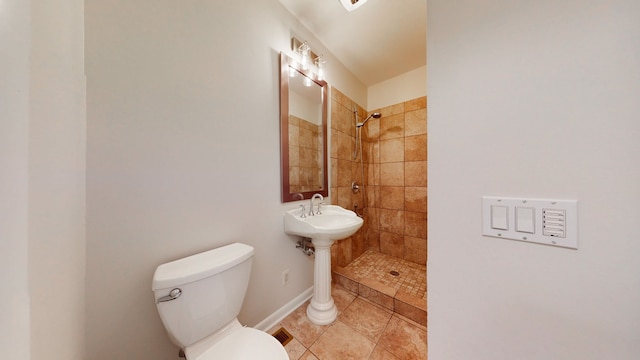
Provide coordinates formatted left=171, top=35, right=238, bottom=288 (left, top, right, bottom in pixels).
left=333, top=250, right=427, bottom=326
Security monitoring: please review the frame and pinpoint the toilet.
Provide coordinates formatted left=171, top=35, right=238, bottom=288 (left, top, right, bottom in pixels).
left=152, top=243, right=288, bottom=360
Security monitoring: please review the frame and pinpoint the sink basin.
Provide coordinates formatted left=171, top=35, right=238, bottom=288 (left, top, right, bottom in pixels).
left=284, top=203, right=363, bottom=325
left=284, top=205, right=363, bottom=241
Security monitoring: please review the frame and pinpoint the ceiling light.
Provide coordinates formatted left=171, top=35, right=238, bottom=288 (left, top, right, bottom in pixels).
left=338, top=0, right=368, bottom=12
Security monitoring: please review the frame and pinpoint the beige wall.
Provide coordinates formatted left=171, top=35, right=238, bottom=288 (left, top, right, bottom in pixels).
left=1, top=0, right=86, bottom=359
left=368, top=66, right=427, bottom=110
left=428, top=0, right=640, bottom=358
left=1, top=0, right=31, bottom=357
left=84, top=1, right=365, bottom=359
left=29, top=0, right=87, bottom=358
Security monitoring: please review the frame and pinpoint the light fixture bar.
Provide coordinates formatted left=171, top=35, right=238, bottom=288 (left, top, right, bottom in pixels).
left=291, top=38, right=320, bottom=62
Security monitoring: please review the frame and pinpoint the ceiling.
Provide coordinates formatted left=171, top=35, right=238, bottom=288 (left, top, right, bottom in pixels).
left=278, top=0, right=427, bottom=87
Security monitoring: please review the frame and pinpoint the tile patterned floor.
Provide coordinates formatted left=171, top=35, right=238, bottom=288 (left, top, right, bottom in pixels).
left=333, top=250, right=427, bottom=326
left=270, top=284, right=427, bottom=360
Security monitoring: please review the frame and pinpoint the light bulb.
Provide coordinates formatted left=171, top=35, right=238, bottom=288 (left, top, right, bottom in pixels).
left=315, top=56, right=325, bottom=81
left=303, top=76, right=312, bottom=87
left=299, top=41, right=311, bottom=70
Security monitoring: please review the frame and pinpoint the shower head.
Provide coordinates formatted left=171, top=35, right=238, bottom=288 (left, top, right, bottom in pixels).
left=356, top=112, right=382, bottom=128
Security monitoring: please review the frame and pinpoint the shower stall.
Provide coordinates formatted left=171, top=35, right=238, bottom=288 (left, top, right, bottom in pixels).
left=328, top=87, right=427, bottom=326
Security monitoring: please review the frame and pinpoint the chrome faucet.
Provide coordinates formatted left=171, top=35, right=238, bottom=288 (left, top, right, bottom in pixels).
left=310, top=193, right=324, bottom=216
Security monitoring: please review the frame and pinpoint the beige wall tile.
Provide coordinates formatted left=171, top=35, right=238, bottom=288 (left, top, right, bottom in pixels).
left=352, top=230, right=366, bottom=260
left=380, top=186, right=405, bottom=210
left=405, top=109, right=426, bottom=136
left=404, top=236, right=427, bottom=265
left=336, top=237, right=353, bottom=267
left=331, top=98, right=339, bottom=130
left=405, top=161, right=426, bottom=187
left=359, top=283, right=395, bottom=310
left=404, top=211, right=427, bottom=239
left=405, top=96, right=426, bottom=112
left=380, top=102, right=405, bottom=116
left=380, top=231, right=404, bottom=258
left=380, top=113, right=405, bottom=140
left=337, top=158, right=352, bottom=187
left=394, top=299, right=427, bottom=326
left=380, top=138, right=405, bottom=163
left=380, top=162, right=404, bottom=186
left=365, top=206, right=379, bottom=230
left=366, top=228, right=380, bottom=251
left=332, top=87, right=352, bottom=109
left=405, top=187, right=427, bottom=213
left=337, top=186, right=352, bottom=209
left=336, top=102, right=354, bottom=135
left=370, top=141, right=380, bottom=164
left=371, top=163, right=380, bottom=186
left=379, top=209, right=404, bottom=234
left=330, top=155, right=338, bottom=186
left=405, top=134, right=427, bottom=161
left=363, top=118, right=380, bottom=141
left=365, top=185, right=379, bottom=209
left=330, top=187, right=338, bottom=204
left=330, top=128, right=339, bottom=159
left=336, top=131, right=352, bottom=161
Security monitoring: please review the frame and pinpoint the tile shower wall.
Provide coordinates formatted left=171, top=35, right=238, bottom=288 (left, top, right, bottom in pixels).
left=330, top=87, right=427, bottom=267
left=289, top=115, right=323, bottom=193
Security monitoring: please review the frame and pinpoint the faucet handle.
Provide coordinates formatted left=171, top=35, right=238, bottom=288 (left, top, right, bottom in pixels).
left=299, top=204, right=307, bottom=218
left=316, top=202, right=324, bottom=215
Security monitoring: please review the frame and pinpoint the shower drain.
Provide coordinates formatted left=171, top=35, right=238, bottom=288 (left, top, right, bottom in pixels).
left=390, top=270, right=400, bottom=276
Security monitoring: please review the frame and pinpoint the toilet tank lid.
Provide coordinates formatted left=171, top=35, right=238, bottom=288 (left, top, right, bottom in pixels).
left=152, top=243, right=254, bottom=290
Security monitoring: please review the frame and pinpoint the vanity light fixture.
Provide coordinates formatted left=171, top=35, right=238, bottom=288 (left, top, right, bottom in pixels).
left=299, top=41, right=311, bottom=70
left=315, top=55, right=325, bottom=81
left=291, top=37, right=327, bottom=83
left=338, top=0, right=369, bottom=12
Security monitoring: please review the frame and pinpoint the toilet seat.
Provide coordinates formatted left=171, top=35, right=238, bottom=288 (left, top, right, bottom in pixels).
left=188, top=326, right=288, bottom=360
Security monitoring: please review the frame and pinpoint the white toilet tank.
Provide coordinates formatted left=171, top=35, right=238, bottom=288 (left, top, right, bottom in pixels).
left=152, top=243, right=255, bottom=348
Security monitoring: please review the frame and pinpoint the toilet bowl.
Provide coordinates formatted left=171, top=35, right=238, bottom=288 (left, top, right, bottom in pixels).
left=152, top=243, right=288, bottom=360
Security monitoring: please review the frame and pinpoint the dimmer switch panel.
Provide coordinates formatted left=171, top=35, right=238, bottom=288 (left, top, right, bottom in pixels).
left=482, top=196, right=578, bottom=249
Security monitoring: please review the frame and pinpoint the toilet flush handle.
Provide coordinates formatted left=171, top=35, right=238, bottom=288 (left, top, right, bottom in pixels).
left=156, top=288, right=182, bottom=303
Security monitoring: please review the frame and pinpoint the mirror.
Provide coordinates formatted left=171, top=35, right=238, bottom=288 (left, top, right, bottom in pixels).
left=280, top=52, right=329, bottom=202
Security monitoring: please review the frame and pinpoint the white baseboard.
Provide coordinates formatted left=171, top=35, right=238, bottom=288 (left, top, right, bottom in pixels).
left=253, top=286, right=313, bottom=332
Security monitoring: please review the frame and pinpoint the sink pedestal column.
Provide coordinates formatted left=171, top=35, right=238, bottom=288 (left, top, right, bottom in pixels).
left=306, top=237, right=337, bottom=325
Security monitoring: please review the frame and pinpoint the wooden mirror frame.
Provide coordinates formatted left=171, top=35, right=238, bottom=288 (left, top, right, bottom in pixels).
left=280, top=52, right=329, bottom=202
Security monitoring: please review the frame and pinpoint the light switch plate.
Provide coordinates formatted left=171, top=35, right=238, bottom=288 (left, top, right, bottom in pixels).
left=482, top=196, right=578, bottom=249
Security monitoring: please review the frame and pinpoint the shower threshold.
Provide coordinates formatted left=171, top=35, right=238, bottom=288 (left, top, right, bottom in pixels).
left=332, top=250, right=427, bottom=326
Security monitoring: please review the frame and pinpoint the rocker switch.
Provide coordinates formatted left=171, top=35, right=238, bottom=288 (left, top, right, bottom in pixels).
left=515, top=206, right=535, bottom=234
left=490, top=205, right=508, bottom=230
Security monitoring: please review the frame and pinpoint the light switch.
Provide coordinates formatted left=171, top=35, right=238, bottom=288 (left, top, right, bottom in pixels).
left=491, top=205, right=508, bottom=230
left=515, top=206, right=535, bottom=233
left=543, top=209, right=566, bottom=238
left=482, top=196, right=578, bottom=249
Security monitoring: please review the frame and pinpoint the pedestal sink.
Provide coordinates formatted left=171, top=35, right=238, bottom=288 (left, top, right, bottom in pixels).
left=284, top=205, right=363, bottom=325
